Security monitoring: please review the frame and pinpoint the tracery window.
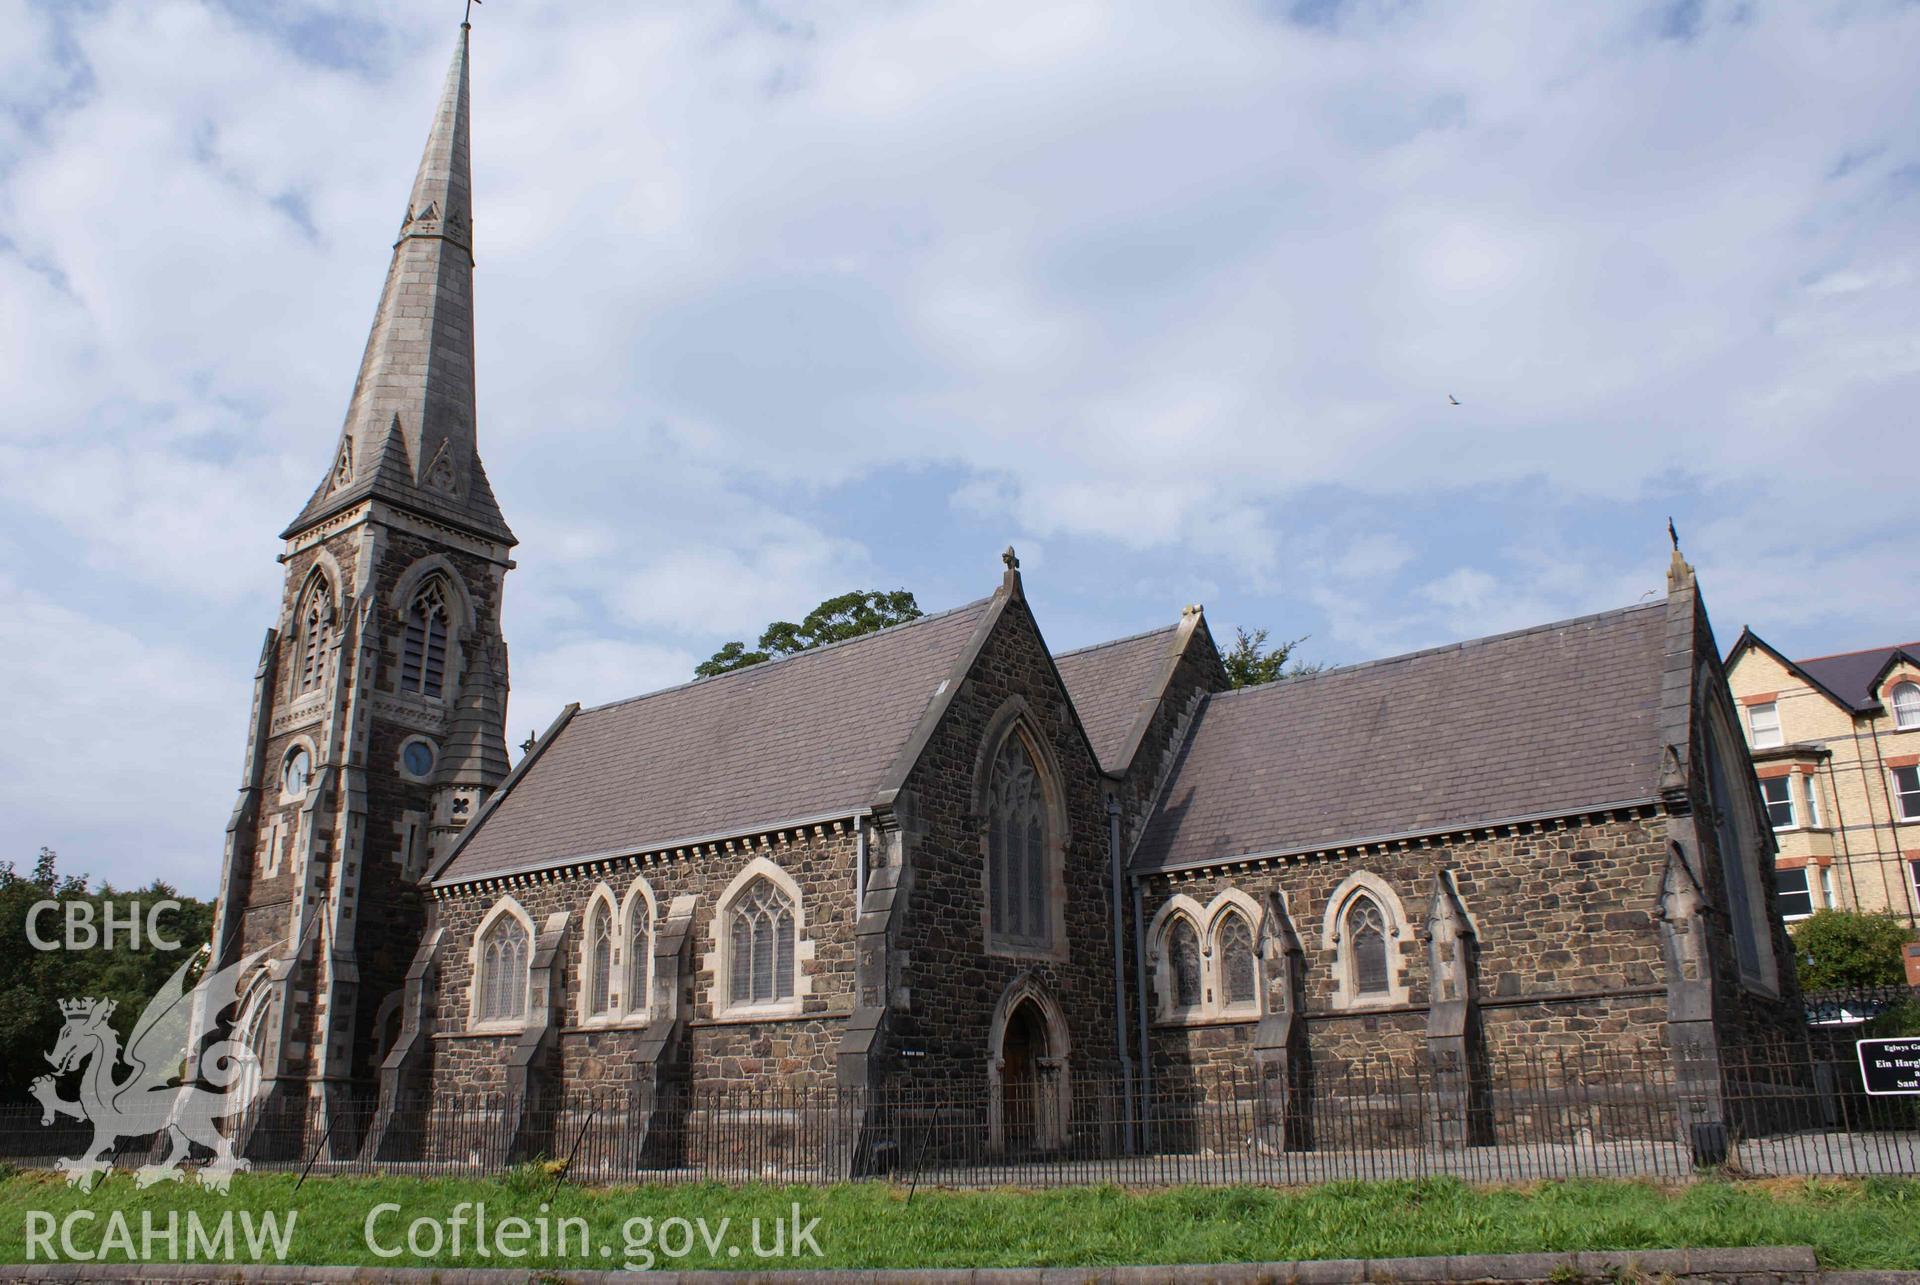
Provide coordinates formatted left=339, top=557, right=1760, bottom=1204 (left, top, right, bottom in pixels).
left=987, top=732, right=1051, bottom=947
left=1218, top=910, right=1257, bottom=1009
left=476, top=909, right=530, bottom=1025
left=625, top=893, right=653, bottom=1018
left=1169, top=916, right=1202, bottom=1010
left=400, top=580, right=451, bottom=699
left=296, top=577, right=333, bottom=694
left=727, top=876, right=795, bottom=1008
left=1346, top=894, right=1389, bottom=996
left=585, top=899, right=613, bottom=1018
left=1701, top=694, right=1778, bottom=991
left=1153, top=894, right=1264, bottom=1022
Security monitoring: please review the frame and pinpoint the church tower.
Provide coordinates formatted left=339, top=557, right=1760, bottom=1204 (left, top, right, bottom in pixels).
left=209, top=21, right=513, bottom=1137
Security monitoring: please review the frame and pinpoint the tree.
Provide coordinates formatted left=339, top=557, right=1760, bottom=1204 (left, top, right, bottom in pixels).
left=697, top=590, right=924, bottom=678
left=1222, top=627, right=1327, bottom=689
left=1789, top=909, right=1916, bottom=990
left=0, top=849, right=215, bottom=1098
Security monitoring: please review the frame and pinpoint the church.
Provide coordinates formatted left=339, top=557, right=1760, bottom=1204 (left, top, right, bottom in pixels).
left=207, top=24, right=1804, bottom=1164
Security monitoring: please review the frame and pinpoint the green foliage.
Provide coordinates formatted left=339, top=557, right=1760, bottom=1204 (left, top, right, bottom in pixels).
left=1865, top=995, right=1920, bottom=1038
left=1789, top=909, right=1916, bottom=990
left=0, top=849, right=214, bottom=1099
left=696, top=590, right=923, bottom=678
left=1222, top=626, right=1327, bottom=689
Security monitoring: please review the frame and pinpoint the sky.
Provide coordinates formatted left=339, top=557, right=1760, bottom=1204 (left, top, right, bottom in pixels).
left=1, top=0, right=1915, bottom=896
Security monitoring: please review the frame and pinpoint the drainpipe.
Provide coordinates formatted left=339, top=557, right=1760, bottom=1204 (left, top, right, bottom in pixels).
left=1107, top=792, right=1135, bottom=1151
left=1132, top=880, right=1153, bottom=1148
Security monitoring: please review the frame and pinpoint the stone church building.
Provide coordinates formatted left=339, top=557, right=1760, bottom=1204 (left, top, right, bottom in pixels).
left=208, top=25, right=1804, bottom=1162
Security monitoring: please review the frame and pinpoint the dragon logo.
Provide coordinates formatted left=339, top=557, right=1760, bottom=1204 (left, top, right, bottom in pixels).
left=31, top=947, right=270, bottom=1193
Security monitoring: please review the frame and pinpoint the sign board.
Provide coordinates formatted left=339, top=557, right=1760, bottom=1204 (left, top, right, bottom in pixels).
left=1856, top=1037, right=1920, bottom=1096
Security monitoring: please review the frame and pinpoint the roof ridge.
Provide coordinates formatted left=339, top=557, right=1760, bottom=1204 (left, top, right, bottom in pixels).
left=1796, top=640, right=1920, bottom=664
left=1201, top=598, right=1665, bottom=704
left=1054, top=619, right=1182, bottom=660
left=577, top=593, right=996, bottom=717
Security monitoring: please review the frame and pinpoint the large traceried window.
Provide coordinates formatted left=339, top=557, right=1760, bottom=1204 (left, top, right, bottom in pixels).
left=400, top=580, right=451, bottom=699
left=585, top=900, right=613, bottom=1019
left=295, top=577, right=333, bottom=694
left=476, top=910, right=530, bottom=1025
left=1702, top=693, right=1778, bottom=992
left=1345, top=895, right=1390, bottom=997
left=728, top=877, right=795, bottom=1008
left=986, top=732, right=1051, bottom=948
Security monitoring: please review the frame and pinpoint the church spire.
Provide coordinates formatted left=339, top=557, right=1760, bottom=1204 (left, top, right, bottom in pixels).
left=285, top=22, right=513, bottom=545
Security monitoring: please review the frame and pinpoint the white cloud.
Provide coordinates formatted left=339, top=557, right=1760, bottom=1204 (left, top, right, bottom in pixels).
left=0, top=573, right=238, bottom=890
left=1, top=0, right=1916, bottom=891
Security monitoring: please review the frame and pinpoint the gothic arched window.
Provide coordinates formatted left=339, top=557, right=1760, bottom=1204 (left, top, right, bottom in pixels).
left=625, top=892, right=653, bottom=1018
left=987, top=732, right=1051, bottom=948
left=727, top=876, right=795, bottom=1008
left=296, top=577, right=333, bottom=694
left=476, top=909, right=530, bottom=1024
left=1218, top=910, right=1257, bottom=1009
left=1701, top=692, right=1777, bottom=991
left=1168, top=916, right=1202, bottom=1010
left=585, top=899, right=613, bottom=1019
left=1346, top=895, right=1389, bottom=997
left=400, top=580, right=451, bottom=699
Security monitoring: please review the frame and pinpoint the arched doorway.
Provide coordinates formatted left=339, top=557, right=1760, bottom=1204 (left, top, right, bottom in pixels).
left=987, top=978, right=1070, bottom=1154
left=1001, top=999, right=1048, bottom=1150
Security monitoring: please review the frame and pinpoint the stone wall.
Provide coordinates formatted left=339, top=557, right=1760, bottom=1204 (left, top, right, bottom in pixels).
left=428, top=827, right=861, bottom=1097
left=1141, top=811, right=1678, bottom=1090
left=884, top=593, right=1127, bottom=1090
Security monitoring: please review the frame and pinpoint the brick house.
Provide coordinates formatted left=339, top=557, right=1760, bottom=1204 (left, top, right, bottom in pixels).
left=1725, top=631, right=1920, bottom=933
left=209, top=23, right=1805, bottom=1162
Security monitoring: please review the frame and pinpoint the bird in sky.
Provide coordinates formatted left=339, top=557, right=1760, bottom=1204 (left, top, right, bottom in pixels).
left=1448, top=394, right=1461, bottom=406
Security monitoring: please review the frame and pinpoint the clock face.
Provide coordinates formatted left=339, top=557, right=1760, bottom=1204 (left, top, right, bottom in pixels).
left=403, top=740, right=436, bottom=778
left=283, top=748, right=311, bottom=797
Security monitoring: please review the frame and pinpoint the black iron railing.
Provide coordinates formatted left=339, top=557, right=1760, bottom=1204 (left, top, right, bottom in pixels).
left=1, top=1040, right=1911, bottom=1187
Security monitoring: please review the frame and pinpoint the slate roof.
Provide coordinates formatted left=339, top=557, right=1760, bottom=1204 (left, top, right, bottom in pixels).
left=436, top=597, right=993, bottom=884
left=1794, top=642, right=1920, bottom=714
left=1133, top=601, right=1670, bottom=873
left=1055, top=623, right=1181, bottom=772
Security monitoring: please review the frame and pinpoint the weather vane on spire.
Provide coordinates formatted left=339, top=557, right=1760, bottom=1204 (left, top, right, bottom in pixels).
left=465, top=0, right=481, bottom=25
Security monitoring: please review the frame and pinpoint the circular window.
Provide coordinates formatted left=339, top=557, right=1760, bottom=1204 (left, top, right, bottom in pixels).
left=402, top=739, right=437, bottom=779
left=282, top=747, right=311, bottom=797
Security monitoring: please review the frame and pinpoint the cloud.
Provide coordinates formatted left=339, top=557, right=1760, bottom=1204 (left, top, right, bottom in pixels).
left=1, top=0, right=1916, bottom=893
left=0, top=572, right=236, bottom=890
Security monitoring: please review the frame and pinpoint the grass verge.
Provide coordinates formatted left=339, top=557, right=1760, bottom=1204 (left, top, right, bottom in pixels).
left=0, top=1169, right=1912, bottom=1272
